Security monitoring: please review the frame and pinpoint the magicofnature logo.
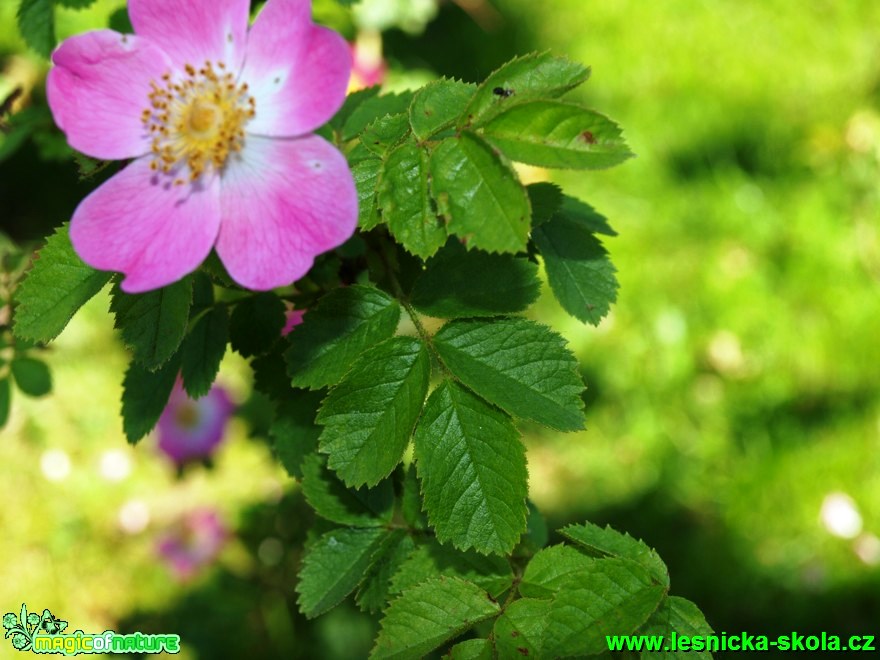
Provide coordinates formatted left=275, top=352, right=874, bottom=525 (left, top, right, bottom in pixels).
left=3, top=603, right=180, bottom=655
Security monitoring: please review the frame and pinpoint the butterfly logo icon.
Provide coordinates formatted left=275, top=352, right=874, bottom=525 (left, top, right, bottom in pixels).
left=39, top=610, right=67, bottom=636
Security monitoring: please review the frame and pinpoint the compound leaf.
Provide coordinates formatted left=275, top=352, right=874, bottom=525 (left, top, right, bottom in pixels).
left=434, top=318, right=585, bottom=431
left=318, top=337, right=429, bottom=487
left=413, top=381, right=527, bottom=555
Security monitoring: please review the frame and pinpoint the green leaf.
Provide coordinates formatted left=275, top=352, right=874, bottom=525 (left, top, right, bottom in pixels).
left=533, top=208, right=618, bottom=326
left=10, top=357, right=51, bottom=397
left=228, top=293, right=286, bottom=358
left=447, top=639, right=492, bottom=660
left=543, top=559, right=666, bottom=657
left=353, top=157, right=384, bottom=230
left=481, top=100, right=632, bottom=169
left=430, top=133, right=531, bottom=254
left=356, top=530, right=416, bottom=613
left=362, top=113, right=411, bottom=157
left=519, top=544, right=598, bottom=598
left=0, top=379, right=10, bottom=427
left=638, top=596, right=714, bottom=659
left=557, top=193, right=616, bottom=236
left=342, top=91, right=416, bottom=141
left=433, top=318, right=586, bottom=431
left=107, top=7, right=133, bottom=33
left=56, top=0, right=97, bottom=8
left=371, top=577, right=500, bottom=659
left=285, top=285, right=400, bottom=390
left=331, top=86, right=381, bottom=133
left=390, top=539, right=514, bottom=598
left=527, top=182, right=563, bottom=227
left=560, top=522, right=669, bottom=587
left=296, top=527, right=386, bottom=619
left=180, top=306, right=228, bottom=398
left=409, top=78, right=476, bottom=141
left=410, top=242, right=540, bottom=318
left=13, top=224, right=112, bottom=343
left=111, top=278, right=193, bottom=370
left=379, top=140, right=447, bottom=259
left=318, top=337, right=430, bottom=487
left=493, top=598, right=550, bottom=658
left=270, top=389, right=324, bottom=479
left=301, top=454, right=393, bottom=526
left=515, top=500, right=549, bottom=557
left=460, top=52, right=590, bottom=129
left=121, top=355, right=180, bottom=443
left=17, top=0, right=54, bottom=57
left=413, top=382, right=527, bottom=555
left=400, top=463, right=427, bottom=530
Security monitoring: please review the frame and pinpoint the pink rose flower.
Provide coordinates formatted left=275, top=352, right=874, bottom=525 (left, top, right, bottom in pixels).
left=157, top=381, right=234, bottom=466
left=156, top=508, right=228, bottom=580
left=47, top=0, right=358, bottom=293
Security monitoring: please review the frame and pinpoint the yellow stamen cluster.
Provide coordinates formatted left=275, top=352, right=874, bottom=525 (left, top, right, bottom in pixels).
left=142, top=61, right=256, bottom=184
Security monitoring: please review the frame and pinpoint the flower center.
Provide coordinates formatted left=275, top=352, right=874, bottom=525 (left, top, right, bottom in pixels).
left=142, top=62, right=256, bottom=183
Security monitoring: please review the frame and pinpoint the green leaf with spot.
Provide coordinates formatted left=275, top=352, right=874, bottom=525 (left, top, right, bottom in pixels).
left=434, top=318, right=585, bottom=431
left=296, top=527, right=387, bottom=619
left=371, top=577, right=500, bottom=659
left=413, top=381, right=527, bottom=555
left=13, top=223, right=112, bottom=343
left=111, top=277, right=193, bottom=370
left=409, top=78, right=476, bottom=140
left=430, top=133, right=531, bottom=254
left=460, top=52, right=590, bottom=129
left=493, top=598, right=549, bottom=658
left=318, top=337, right=429, bottom=487
left=481, top=100, right=632, bottom=169
left=410, top=242, right=540, bottom=318
left=379, top=140, right=446, bottom=259
left=285, top=285, right=400, bottom=390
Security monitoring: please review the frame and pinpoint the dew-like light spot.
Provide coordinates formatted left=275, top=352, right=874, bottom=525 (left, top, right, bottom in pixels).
left=41, top=449, right=71, bottom=482
left=854, top=533, right=880, bottom=565
left=100, top=449, right=132, bottom=482
left=820, top=492, right=863, bottom=539
left=118, top=499, right=150, bottom=534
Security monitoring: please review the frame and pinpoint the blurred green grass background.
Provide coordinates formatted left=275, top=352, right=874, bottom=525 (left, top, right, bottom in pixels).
left=2, top=0, right=880, bottom=656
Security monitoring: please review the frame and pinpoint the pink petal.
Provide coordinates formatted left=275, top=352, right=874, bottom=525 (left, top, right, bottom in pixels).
left=128, top=0, right=250, bottom=72
left=242, top=0, right=351, bottom=137
left=215, top=135, right=357, bottom=290
left=70, top=158, right=221, bottom=293
left=47, top=30, right=171, bottom=160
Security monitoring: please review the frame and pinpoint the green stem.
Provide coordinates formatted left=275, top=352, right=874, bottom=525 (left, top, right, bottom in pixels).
left=376, top=237, right=451, bottom=377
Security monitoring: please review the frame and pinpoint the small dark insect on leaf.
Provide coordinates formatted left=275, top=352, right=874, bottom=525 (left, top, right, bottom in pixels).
left=493, top=87, right=514, bottom=98
left=581, top=131, right=596, bottom=144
